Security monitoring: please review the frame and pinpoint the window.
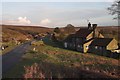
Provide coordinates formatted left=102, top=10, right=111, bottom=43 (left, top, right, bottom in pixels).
left=77, top=45, right=80, bottom=47
left=86, top=45, right=89, bottom=49
left=72, top=38, right=75, bottom=42
left=99, top=47, right=102, bottom=50
left=64, top=42, right=67, bottom=48
left=73, top=44, right=75, bottom=47
left=76, top=38, right=79, bottom=43
left=95, top=46, right=98, bottom=49
left=77, top=45, right=83, bottom=48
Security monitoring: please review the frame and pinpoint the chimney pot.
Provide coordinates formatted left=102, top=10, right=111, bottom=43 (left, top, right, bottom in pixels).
left=88, top=22, right=91, bottom=29
left=92, top=24, right=97, bottom=29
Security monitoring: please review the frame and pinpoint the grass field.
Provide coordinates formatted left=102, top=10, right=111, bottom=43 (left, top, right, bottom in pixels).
left=3, top=37, right=119, bottom=78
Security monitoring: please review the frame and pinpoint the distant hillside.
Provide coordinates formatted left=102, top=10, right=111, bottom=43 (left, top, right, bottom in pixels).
left=2, top=25, right=53, bottom=42
left=2, top=25, right=119, bottom=44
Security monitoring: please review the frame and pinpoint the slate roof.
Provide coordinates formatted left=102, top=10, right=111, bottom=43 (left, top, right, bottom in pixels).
left=90, top=38, right=113, bottom=46
left=63, top=34, right=75, bottom=42
left=75, top=28, right=93, bottom=37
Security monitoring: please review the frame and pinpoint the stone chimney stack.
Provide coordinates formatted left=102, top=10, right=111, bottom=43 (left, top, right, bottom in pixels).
left=92, top=24, right=97, bottom=30
left=88, top=22, right=91, bottom=29
left=92, top=24, right=97, bottom=38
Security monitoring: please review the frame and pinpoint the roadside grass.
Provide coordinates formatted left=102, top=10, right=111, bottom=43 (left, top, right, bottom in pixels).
left=3, top=39, right=119, bottom=78
left=1, top=40, right=32, bottom=55
left=1, top=41, right=17, bottom=55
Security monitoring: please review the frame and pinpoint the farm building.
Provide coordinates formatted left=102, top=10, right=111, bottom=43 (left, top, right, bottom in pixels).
left=63, top=23, right=104, bottom=53
left=63, top=23, right=118, bottom=57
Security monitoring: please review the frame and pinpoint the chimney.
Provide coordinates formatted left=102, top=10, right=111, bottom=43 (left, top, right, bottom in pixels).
left=88, top=22, right=91, bottom=29
left=92, top=24, right=97, bottom=38
left=92, top=24, right=97, bottom=30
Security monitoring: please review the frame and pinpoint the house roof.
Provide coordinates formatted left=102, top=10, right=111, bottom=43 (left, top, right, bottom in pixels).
left=90, top=38, right=113, bottom=46
left=63, top=34, right=75, bottom=42
left=75, top=28, right=93, bottom=37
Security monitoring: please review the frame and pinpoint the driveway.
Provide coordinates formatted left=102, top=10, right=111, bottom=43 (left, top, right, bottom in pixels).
left=2, top=41, right=31, bottom=75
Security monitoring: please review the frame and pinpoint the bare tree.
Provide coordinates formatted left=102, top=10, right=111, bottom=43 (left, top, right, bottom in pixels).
left=107, top=0, right=120, bottom=20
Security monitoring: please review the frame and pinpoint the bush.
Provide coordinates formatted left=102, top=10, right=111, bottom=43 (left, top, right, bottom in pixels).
left=29, top=50, right=37, bottom=54
left=23, top=63, right=45, bottom=79
left=31, top=41, right=45, bottom=46
left=57, top=33, right=66, bottom=41
left=54, top=27, right=61, bottom=34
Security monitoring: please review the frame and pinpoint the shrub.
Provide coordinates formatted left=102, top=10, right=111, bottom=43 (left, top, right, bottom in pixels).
left=54, top=27, right=61, bottom=34
left=31, top=41, right=45, bottom=46
left=23, top=63, right=45, bottom=79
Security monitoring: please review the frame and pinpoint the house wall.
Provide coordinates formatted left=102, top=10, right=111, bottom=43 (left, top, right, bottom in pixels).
left=83, top=39, right=93, bottom=53
left=93, top=46, right=103, bottom=55
left=70, top=43, right=76, bottom=50
left=98, top=33, right=104, bottom=38
left=76, top=44, right=83, bottom=52
left=64, top=42, right=76, bottom=50
left=76, top=37, right=87, bottom=52
left=88, top=46, right=108, bottom=56
left=93, top=29, right=104, bottom=38
left=64, top=42, right=68, bottom=48
left=86, top=32, right=93, bottom=40
left=107, top=39, right=118, bottom=50
left=67, top=42, right=72, bottom=49
left=76, top=37, right=85, bottom=44
left=96, top=31, right=104, bottom=38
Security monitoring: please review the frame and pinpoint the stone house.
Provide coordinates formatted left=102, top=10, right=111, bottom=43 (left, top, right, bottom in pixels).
left=63, top=23, right=118, bottom=55
left=64, top=23, right=104, bottom=53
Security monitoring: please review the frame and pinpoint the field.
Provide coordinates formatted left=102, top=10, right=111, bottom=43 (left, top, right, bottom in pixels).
left=3, top=36, right=119, bottom=78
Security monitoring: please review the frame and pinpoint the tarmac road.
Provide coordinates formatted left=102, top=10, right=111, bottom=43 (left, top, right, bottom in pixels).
left=2, top=41, right=31, bottom=75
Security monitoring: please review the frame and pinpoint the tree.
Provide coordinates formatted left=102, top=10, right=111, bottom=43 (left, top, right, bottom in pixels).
left=57, top=32, right=66, bottom=41
left=54, top=27, right=61, bottom=33
left=64, top=24, right=76, bottom=34
left=107, top=0, right=120, bottom=20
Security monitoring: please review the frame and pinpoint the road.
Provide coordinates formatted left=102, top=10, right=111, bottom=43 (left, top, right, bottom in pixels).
left=2, top=41, right=31, bottom=75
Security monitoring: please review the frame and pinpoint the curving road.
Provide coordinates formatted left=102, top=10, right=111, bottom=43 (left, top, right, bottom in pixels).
left=2, top=41, right=32, bottom=75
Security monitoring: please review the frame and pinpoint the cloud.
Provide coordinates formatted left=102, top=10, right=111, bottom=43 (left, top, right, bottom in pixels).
left=18, top=17, right=31, bottom=24
left=40, top=19, right=51, bottom=26
left=2, top=16, right=31, bottom=25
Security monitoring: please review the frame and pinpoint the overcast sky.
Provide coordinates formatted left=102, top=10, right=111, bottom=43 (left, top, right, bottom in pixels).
left=1, top=0, right=118, bottom=27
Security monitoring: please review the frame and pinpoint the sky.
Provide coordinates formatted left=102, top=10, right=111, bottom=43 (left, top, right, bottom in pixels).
left=1, top=0, right=118, bottom=28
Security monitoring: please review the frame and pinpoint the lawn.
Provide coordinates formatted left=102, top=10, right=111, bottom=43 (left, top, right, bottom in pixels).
left=3, top=38, right=119, bottom=78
